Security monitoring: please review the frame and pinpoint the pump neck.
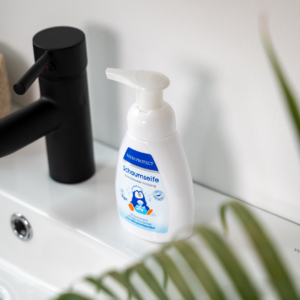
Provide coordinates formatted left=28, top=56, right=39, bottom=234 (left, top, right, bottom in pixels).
left=136, top=90, right=163, bottom=112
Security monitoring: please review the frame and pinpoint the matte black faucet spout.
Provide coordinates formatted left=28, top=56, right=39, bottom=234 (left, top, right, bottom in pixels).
left=0, top=26, right=95, bottom=184
left=0, top=99, right=62, bottom=157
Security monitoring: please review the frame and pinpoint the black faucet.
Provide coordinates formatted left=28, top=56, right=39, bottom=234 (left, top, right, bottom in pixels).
left=0, top=26, right=95, bottom=184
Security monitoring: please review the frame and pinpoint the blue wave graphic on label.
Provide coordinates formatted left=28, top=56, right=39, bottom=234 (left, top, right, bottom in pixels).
left=153, top=190, right=165, bottom=201
left=123, top=148, right=159, bottom=171
left=117, top=147, right=169, bottom=233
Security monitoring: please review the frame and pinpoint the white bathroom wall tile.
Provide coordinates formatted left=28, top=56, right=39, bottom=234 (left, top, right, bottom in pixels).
left=1, top=0, right=300, bottom=222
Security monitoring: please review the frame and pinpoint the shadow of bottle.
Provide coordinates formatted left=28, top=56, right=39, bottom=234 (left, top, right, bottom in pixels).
left=180, top=66, right=236, bottom=207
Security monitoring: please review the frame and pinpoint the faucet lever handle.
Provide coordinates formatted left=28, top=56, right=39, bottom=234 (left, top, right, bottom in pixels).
left=13, top=51, right=52, bottom=95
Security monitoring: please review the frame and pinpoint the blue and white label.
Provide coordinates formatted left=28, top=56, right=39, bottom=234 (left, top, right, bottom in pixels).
left=153, top=190, right=165, bottom=201
left=123, top=147, right=158, bottom=171
left=117, top=147, right=169, bottom=233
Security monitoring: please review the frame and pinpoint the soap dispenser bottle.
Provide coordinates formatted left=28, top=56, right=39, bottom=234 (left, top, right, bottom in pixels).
left=106, top=68, right=194, bottom=243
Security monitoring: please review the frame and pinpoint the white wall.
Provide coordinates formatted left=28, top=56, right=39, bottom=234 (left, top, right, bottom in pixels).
left=1, top=0, right=300, bottom=223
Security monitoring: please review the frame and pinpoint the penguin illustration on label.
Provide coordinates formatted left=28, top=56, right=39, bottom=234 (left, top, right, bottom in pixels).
left=129, top=186, right=153, bottom=216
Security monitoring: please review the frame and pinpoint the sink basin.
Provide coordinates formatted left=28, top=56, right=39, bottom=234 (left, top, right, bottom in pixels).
left=0, top=139, right=137, bottom=299
left=0, top=171, right=131, bottom=299
left=1, top=137, right=300, bottom=299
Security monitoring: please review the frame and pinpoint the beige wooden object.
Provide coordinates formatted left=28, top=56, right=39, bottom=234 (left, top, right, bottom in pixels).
left=0, top=53, right=11, bottom=119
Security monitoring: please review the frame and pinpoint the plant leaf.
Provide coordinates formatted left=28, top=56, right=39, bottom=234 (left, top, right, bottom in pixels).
left=221, top=201, right=298, bottom=300
left=195, top=226, right=259, bottom=300
left=125, top=263, right=169, bottom=300
left=159, top=244, right=171, bottom=289
left=162, top=266, right=169, bottom=289
left=152, top=251, right=196, bottom=300
left=104, top=270, right=143, bottom=300
left=85, top=276, right=118, bottom=299
left=174, top=241, right=226, bottom=300
left=54, top=293, right=92, bottom=300
left=262, top=30, right=300, bottom=145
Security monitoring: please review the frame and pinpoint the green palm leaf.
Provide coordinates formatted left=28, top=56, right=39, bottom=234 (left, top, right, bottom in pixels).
left=104, top=270, right=143, bottom=300
left=195, top=227, right=259, bottom=300
left=85, top=276, right=118, bottom=299
left=173, top=241, right=226, bottom=300
left=162, top=265, right=168, bottom=289
left=221, top=201, right=298, bottom=300
left=152, top=251, right=196, bottom=300
left=54, top=293, right=93, bottom=300
left=124, top=263, right=169, bottom=300
left=262, top=29, right=300, bottom=144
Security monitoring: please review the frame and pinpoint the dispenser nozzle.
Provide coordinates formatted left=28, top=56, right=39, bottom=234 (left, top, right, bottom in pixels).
left=106, top=68, right=170, bottom=112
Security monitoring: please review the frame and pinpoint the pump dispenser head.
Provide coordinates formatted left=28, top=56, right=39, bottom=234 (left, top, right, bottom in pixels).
left=106, top=68, right=170, bottom=112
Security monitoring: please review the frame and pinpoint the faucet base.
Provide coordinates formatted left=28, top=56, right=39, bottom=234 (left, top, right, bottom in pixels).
left=7, top=26, right=95, bottom=184
left=41, top=71, right=95, bottom=184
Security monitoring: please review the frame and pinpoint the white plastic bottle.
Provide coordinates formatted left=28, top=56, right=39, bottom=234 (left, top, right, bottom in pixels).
left=106, top=68, right=194, bottom=243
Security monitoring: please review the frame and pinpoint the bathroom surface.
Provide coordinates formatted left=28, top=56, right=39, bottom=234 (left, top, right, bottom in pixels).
left=2, top=1, right=300, bottom=225
left=1, top=1, right=300, bottom=298
left=1, top=137, right=300, bottom=299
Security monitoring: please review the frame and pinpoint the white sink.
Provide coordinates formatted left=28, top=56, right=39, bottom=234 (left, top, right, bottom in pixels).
left=1, top=138, right=300, bottom=299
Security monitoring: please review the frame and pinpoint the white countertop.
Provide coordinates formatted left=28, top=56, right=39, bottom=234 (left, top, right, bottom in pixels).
left=1, top=137, right=300, bottom=296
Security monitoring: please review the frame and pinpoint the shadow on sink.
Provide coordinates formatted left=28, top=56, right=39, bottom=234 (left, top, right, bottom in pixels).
left=48, top=164, right=116, bottom=226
